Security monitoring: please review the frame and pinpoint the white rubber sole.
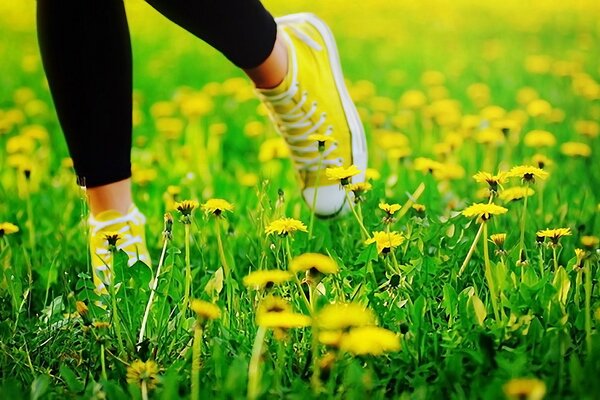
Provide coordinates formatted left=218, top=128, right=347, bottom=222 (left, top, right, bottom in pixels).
left=276, top=13, right=368, bottom=218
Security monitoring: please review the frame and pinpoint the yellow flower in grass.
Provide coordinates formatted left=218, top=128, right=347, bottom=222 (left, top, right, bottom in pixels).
left=257, top=311, right=311, bottom=329
left=379, top=202, right=402, bottom=216
left=265, top=217, right=307, bottom=237
left=475, top=128, right=504, bottom=146
left=365, top=168, right=381, bottom=181
left=523, top=129, right=556, bottom=148
left=126, top=359, right=160, bottom=390
left=365, top=231, right=405, bottom=254
left=574, top=120, right=599, bottom=138
left=581, top=235, right=599, bottom=249
left=316, top=303, right=376, bottom=331
left=243, top=270, right=292, bottom=290
left=537, top=228, right=571, bottom=246
left=176, top=200, right=199, bottom=217
left=473, top=171, right=508, bottom=193
left=340, top=326, right=401, bottom=356
left=503, top=378, right=546, bottom=400
left=411, top=204, right=426, bottom=217
left=560, top=142, right=592, bottom=158
left=413, top=157, right=443, bottom=174
left=189, top=299, right=221, bottom=321
left=346, top=182, right=372, bottom=200
left=258, top=296, right=291, bottom=315
left=531, top=154, right=552, bottom=169
left=499, top=187, right=535, bottom=203
left=490, top=233, right=507, bottom=248
left=0, top=222, right=19, bottom=237
left=290, top=253, right=339, bottom=275
left=461, top=203, right=508, bottom=222
left=319, top=331, right=344, bottom=347
left=326, top=165, right=361, bottom=186
left=308, top=134, right=335, bottom=151
left=508, top=165, right=549, bottom=183
left=201, top=198, right=234, bottom=217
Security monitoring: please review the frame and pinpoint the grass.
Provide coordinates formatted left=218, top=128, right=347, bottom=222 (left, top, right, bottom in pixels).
left=1, top=0, right=600, bottom=398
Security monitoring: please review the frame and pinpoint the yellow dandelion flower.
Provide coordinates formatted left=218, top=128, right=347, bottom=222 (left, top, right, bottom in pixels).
left=126, top=360, right=160, bottom=390
left=0, top=222, right=19, bottom=237
left=574, top=120, right=599, bottom=138
left=346, top=182, right=372, bottom=195
left=473, top=171, right=508, bottom=193
left=434, top=163, right=465, bottom=181
left=490, top=233, right=507, bottom=248
left=92, top=321, right=111, bottom=330
left=209, top=122, right=227, bottom=137
left=581, top=235, right=599, bottom=249
left=189, top=299, right=221, bottom=321
left=325, top=165, right=361, bottom=186
left=257, top=296, right=291, bottom=315
left=461, top=203, right=508, bottom=222
left=560, top=142, right=592, bottom=158
left=365, top=231, right=405, bottom=254
left=316, top=303, right=376, bottom=331
left=265, top=217, right=307, bottom=237
left=242, top=270, right=292, bottom=290
left=413, top=157, right=443, bottom=174
left=537, top=228, right=571, bottom=245
left=400, top=90, right=427, bottom=110
left=388, top=146, right=412, bottom=160
left=499, top=186, right=535, bottom=203
left=508, top=165, right=549, bottom=183
left=319, top=331, right=344, bottom=348
left=340, top=326, right=401, bottom=356
left=308, top=133, right=335, bottom=144
left=531, top=154, right=552, bottom=169
left=201, top=198, right=234, bottom=217
left=503, top=378, right=546, bottom=400
left=244, top=121, right=264, bottom=137
left=103, top=232, right=121, bottom=248
left=258, top=137, right=290, bottom=161
left=176, top=200, right=199, bottom=217
left=379, top=202, right=402, bottom=216
left=474, top=128, right=504, bottom=146
left=411, top=203, right=426, bottom=217
left=257, top=311, right=311, bottom=329
left=523, top=130, right=556, bottom=148
left=365, top=168, right=381, bottom=181
left=289, top=253, right=339, bottom=275
left=527, top=99, right=552, bottom=118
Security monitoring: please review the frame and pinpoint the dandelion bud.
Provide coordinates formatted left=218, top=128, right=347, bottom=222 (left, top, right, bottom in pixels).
left=163, top=213, right=173, bottom=239
left=76, top=301, right=91, bottom=326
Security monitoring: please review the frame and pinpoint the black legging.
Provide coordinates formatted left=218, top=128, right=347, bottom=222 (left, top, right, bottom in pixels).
left=37, top=0, right=277, bottom=187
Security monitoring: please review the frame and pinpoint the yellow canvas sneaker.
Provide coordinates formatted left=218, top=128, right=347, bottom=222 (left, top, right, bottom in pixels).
left=257, top=13, right=368, bottom=217
left=88, top=204, right=151, bottom=292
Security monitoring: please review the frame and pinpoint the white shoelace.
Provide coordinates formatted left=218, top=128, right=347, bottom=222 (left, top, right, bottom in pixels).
left=259, top=28, right=343, bottom=172
left=89, top=207, right=149, bottom=268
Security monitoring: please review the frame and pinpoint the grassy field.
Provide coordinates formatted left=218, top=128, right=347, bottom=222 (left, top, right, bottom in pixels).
left=1, top=0, right=600, bottom=398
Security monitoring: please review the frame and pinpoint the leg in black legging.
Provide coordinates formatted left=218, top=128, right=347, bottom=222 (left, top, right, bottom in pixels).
left=37, top=0, right=277, bottom=189
left=37, top=0, right=133, bottom=188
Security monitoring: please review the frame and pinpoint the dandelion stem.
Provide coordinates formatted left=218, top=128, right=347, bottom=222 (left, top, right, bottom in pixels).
left=344, top=191, right=370, bottom=239
left=552, top=246, right=559, bottom=272
left=458, top=222, right=484, bottom=277
left=138, top=233, right=170, bottom=351
left=141, top=381, right=149, bottom=400
left=248, top=326, right=268, bottom=400
left=100, top=343, right=107, bottom=381
left=307, top=155, right=324, bottom=243
left=215, top=219, right=233, bottom=327
left=309, top=284, right=321, bottom=392
left=182, top=223, right=192, bottom=320
left=518, top=183, right=530, bottom=262
left=108, top=251, right=126, bottom=355
left=191, top=323, right=203, bottom=400
left=584, top=259, right=592, bottom=356
left=482, top=223, right=500, bottom=321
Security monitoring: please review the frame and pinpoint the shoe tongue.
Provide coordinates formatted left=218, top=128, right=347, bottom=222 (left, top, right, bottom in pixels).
left=93, top=210, right=127, bottom=230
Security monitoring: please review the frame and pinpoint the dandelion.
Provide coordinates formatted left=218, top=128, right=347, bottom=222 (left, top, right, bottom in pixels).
left=265, top=217, right=308, bottom=237
left=175, top=199, right=199, bottom=222
left=581, top=235, right=599, bottom=249
left=499, top=186, right=535, bottom=203
left=531, top=154, right=552, bottom=169
left=325, top=165, right=361, bottom=186
left=365, top=231, right=405, bottom=254
left=257, top=295, right=291, bottom=315
left=201, top=198, right=234, bottom=217
left=461, top=203, right=508, bottom=222
left=502, top=378, right=546, bottom=400
left=411, top=203, right=426, bottom=218
left=190, top=299, right=221, bottom=322
left=473, top=171, right=508, bottom=194
left=413, top=157, right=443, bottom=174
left=308, top=133, right=335, bottom=151
left=346, top=182, right=372, bottom=202
left=339, top=326, right=401, bottom=356
left=379, top=202, right=401, bottom=216
left=289, top=253, right=339, bottom=275
left=257, top=311, right=312, bottom=329
left=103, top=232, right=121, bottom=250
left=127, top=360, right=160, bottom=400
left=523, top=129, right=556, bottom=148
left=560, top=142, right=592, bottom=158
left=316, top=303, right=376, bottom=331
left=0, top=222, right=19, bottom=238
left=365, top=168, right=381, bottom=181
left=243, top=269, right=293, bottom=290
left=508, top=165, right=549, bottom=184
left=536, top=228, right=571, bottom=246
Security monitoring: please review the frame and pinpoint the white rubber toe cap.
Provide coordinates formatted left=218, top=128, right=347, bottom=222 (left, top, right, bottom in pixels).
left=302, top=184, right=348, bottom=218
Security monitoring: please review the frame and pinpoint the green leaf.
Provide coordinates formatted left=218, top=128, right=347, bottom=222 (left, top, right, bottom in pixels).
left=355, top=244, right=378, bottom=266
left=59, top=365, right=84, bottom=393
left=469, top=293, right=487, bottom=327
left=30, top=375, right=50, bottom=400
